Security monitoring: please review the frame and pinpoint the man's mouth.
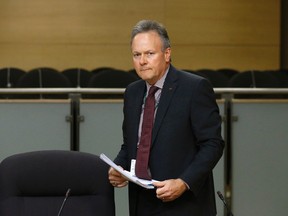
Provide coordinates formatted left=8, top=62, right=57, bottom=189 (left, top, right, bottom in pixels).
left=140, top=68, right=151, bottom=72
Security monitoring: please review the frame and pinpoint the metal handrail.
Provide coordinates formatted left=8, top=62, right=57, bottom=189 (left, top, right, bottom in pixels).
left=214, top=88, right=288, bottom=94
left=0, top=88, right=288, bottom=95
left=0, top=88, right=125, bottom=94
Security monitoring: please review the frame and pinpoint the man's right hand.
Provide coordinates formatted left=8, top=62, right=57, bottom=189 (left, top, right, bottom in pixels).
left=108, top=167, right=128, bottom=188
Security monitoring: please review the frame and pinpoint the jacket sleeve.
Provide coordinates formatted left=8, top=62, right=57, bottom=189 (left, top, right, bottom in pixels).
left=180, top=78, right=224, bottom=196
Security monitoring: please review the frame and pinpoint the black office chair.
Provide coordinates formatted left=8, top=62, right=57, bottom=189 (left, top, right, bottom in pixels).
left=15, top=67, right=72, bottom=99
left=195, top=69, right=230, bottom=87
left=228, top=70, right=281, bottom=98
left=228, top=70, right=281, bottom=88
left=91, top=67, right=115, bottom=75
left=267, top=69, right=288, bottom=88
left=0, top=150, right=115, bottom=216
left=0, top=67, right=26, bottom=88
left=217, top=68, right=239, bottom=79
left=85, top=69, right=138, bottom=99
left=127, top=68, right=141, bottom=80
left=62, top=68, right=92, bottom=88
left=0, top=67, right=26, bottom=99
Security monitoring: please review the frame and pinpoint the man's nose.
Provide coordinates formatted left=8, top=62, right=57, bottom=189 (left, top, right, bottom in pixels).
left=139, top=54, right=147, bottom=65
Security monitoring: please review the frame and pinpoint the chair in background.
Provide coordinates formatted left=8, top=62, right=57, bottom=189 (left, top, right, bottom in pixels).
left=0, top=67, right=26, bottom=88
left=228, top=70, right=281, bottom=98
left=85, top=69, right=138, bottom=99
left=0, top=67, right=26, bottom=99
left=0, top=150, right=115, bottom=216
left=15, top=67, right=72, bottom=99
left=195, top=69, right=230, bottom=88
left=266, top=70, right=288, bottom=98
left=266, top=69, right=288, bottom=88
left=91, top=67, right=115, bottom=75
left=217, top=68, right=239, bottom=79
left=62, top=68, right=92, bottom=88
left=127, top=68, right=141, bottom=80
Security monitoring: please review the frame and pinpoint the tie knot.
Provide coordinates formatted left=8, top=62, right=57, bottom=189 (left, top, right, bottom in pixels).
left=148, top=86, right=159, bottom=96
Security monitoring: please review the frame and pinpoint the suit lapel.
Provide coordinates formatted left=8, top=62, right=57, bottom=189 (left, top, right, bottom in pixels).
left=133, top=82, right=146, bottom=119
left=130, top=81, right=146, bottom=157
left=152, top=66, right=179, bottom=144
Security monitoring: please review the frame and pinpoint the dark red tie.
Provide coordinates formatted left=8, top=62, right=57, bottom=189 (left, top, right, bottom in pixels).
left=135, top=86, right=159, bottom=180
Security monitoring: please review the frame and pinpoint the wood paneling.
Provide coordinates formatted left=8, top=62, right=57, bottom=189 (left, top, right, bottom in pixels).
left=172, top=45, right=279, bottom=71
left=0, top=0, right=165, bottom=44
left=0, top=0, right=280, bottom=71
left=0, top=43, right=133, bottom=71
left=166, top=0, right=279, bottom=45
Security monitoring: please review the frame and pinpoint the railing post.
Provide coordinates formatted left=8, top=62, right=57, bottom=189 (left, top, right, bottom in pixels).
left=222, top=93, right=234, bottom=216
left=68, top=93, right=84, bottom=151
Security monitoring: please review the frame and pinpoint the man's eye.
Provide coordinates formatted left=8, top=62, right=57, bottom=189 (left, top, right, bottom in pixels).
left=133, top=53, right=140, bottom=58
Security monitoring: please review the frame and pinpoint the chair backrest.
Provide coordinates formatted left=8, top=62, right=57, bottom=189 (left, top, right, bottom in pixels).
left=217, top=68, right=239, bottom=79
left=228, top=70, right=282, bottom=98
left=85, top=69, right=138, bottom=99
left=267, top=69, right=288, bottom=88
left=0, top=150, right=115, bottom=216
left=228, top=70, right=280, bottom=88
left=195, top=69, right=230, bottom=87
left=0, top=67, right=26, bottom=99
left=127, top=69, right=141, bottom=80
left=88, top=69, right=137, bottom=88
left=0, top=67, right=26, bottom=88
left=62, top=68, right=92, bottom=88
left=15, top=67, right=72, bottom=99
left=91, top=67, right=115, bottom=75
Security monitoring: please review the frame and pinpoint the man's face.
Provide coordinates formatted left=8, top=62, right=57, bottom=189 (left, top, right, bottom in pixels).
left=131, top=31, right=171, bottom=85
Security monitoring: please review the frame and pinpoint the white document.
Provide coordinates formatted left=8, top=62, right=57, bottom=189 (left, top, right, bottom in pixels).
left=100, top=153, right=157, bottom=189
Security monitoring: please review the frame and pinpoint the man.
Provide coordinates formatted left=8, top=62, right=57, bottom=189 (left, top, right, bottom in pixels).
left=108, top=20, right=224, bottom=216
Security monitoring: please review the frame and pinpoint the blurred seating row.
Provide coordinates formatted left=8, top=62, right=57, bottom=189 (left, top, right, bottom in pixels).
left=0, top=67, right=139, bottom=89
left=183, top=68, right=288, bottom=88
left=183, top=68, right=288, bottom=99
left=0, top=67, right=139, bottom=99
left=0, top=67, right=288, bottom=99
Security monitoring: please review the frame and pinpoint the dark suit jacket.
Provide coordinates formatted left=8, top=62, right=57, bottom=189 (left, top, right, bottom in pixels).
left=114, top=65, right=224, bottom=216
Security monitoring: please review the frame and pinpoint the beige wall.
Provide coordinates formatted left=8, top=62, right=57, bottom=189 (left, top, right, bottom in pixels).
left=0, top=0, right=280, bottom=71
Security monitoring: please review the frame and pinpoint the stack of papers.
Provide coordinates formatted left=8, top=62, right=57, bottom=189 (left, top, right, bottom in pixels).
left=100, top=153, right=157, bottom=189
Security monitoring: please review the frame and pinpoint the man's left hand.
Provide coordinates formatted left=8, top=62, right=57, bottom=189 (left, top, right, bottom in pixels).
left=153, top=178, right=188, bottom=202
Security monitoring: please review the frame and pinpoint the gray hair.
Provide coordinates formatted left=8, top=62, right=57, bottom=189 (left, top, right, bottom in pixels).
left=130, top=20, right=171, bottom=51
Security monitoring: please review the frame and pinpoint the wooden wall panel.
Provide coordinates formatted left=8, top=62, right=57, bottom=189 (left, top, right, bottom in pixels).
left=0, top=43, right=133, bottom=71
left=172, top=45, right=279, bottom=71
left=166, top=0, right=279, bottom=44
left=166, top=0, right=280, bottom=70
left=0, top=0, right=165, bottom=44
left=0, top=0, right=280, bottom=71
